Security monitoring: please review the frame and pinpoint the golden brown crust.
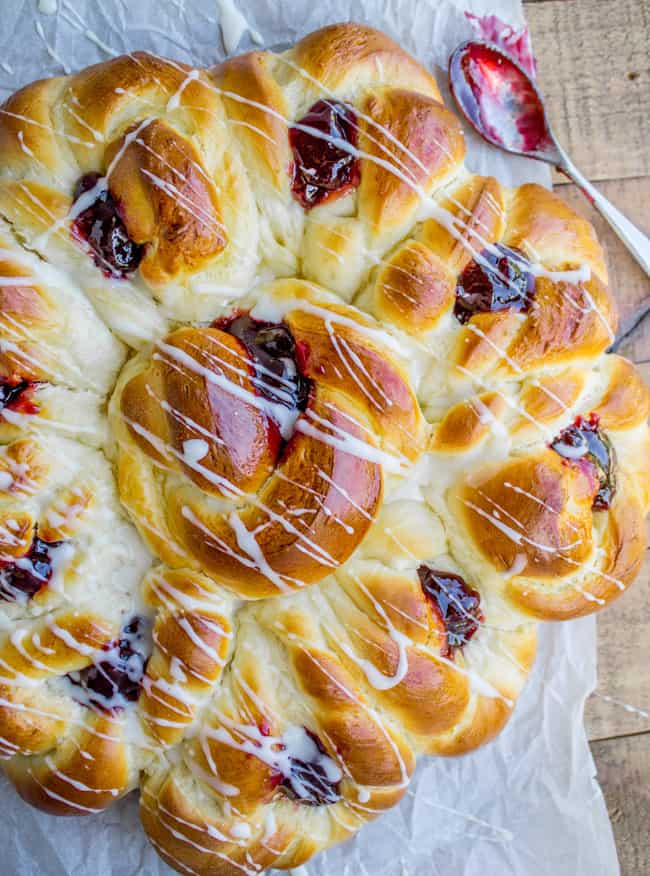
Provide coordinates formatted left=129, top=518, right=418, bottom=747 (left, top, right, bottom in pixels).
left=291, top=645, right=415, bottom=787
left=169, top=388, right=383, bottom=595
left=517, top=370, right=586, bottom=432
left=504, top=274, right=617, bottom=373
left=431, top=392, right=506, bottom=453
left=113, top=284, right=428, bottom=597
left=372, top=241, right=455, bottom=334
left=141, top=568, right=234, bottom=746
left=62, top=52, right=220, bottom=163
left=211, top=52, right=291, bottom=192
left=0, top=21, right=647, bottom=876
left=595, top=356, right=650, bottom=429
left=505, top=492, right=647, bottom=619
left=359, top=89, right=465, bottom=239
left=504, top=183, right=608, bottom=282
left=106, top=120, right=226, bottom=284
left=5, top=715, right=130, bottom=816
left=420, top=175, right=506, bottom=274
left=458, top=453, right=596, bottom=580
left=291, top=23, right=441, bottom=98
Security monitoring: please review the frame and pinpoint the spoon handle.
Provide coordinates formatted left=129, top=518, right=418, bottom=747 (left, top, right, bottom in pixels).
left=557, top=154, right=650, bottom=278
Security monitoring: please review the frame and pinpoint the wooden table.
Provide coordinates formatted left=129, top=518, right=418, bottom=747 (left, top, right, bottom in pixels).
left=524, top=2, right=650, bottom=872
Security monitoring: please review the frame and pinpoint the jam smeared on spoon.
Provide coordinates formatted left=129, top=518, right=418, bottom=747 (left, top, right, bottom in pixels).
left=276, top=726, right=342, bottom=806
left=448, top=39, right=650, bottom=279
left=217, top=313, right=311, bottom=413
left=417, top=566, right=483, bottom=656
left=289, top=100, right=361, bottom=209
left=0, top=378, right=39, bottom=417
left=454, top=244, right=536, bottom=323
left=71, top=172, right=143, bottom=278
left=550, top=413, right=616, bottom=511
left=449, top=41, right=553, bottom=157
left=0, top=529, right=67, bottom=602
left=464, top=13, right=537, bottom=77
left=67, top=616, right=151, bottom=714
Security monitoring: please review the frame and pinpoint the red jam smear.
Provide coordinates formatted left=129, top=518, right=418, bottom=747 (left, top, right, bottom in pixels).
left=454, top=244, right=535, bottom=324
left=278, top=728, right=342, bottom=806
left=216, top=312, right=311, bottom=413
left=289, top=100, right=361, bottom=209
left=0, top=378, right=39, bottom=416
left=417, top=566, right=483, bottom=656
left=449, top=41, right=552, bottom=155
left=67, top=616, right=150, bottom=714
left=464, top=13, right=537, bottom=77
left=71, top=173, right=143, bottom=278
left=550, top=413, right=616, bottom=511
left=0, top=529, right=66, bottom=602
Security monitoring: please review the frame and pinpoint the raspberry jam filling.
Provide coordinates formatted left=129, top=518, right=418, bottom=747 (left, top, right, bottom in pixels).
left=417, top=566, right=483, bottom=655
left=550, top=413, right=616, bottom=511
left=454, top=244, right=536, bottom=324
left=67, top=616, right=151, bottom=714
left=0, top=529, right=67, bottom=602
left=289, top=100, right=361, bottom=209
left=218, top=313, right=311, bottom=413
left=276, top=726, right=342, bottom=806
left=0, top=378, right=39, bottom=416
left=71, top=173, right=143, bottom=278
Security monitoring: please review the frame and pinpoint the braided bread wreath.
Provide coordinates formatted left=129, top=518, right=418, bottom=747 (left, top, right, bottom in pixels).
left=0, top=20, right=648, bottom=875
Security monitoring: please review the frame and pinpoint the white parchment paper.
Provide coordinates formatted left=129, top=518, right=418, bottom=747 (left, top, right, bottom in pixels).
left=0, top=1, right=620, bottom=874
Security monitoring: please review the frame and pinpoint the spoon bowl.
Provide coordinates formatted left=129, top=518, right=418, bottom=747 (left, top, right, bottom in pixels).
left=448, top=39, right=650, bottom=278
left=449, top=40, right=561, bottom=163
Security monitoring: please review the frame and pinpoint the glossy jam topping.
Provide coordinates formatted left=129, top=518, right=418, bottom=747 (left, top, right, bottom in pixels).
left=0, top=530, right=66, bottom=602
left=417, top=566, right=483, bottom=656
left=289, top=100, right=361, bottom=209
left=67, top=616, right=150, bottom=714
left=0, top=378, right=39, bottom=416
left=449, top=41, right=553, bottom=156
left=218, top=313, right=310, bottom=412
left=278, top=727, right=342, bottom=806
left=71, top=173, right=143, bottom=278
left=550, top=413, right=616, bottom=511
left=454, top=244, right=536, bottom=324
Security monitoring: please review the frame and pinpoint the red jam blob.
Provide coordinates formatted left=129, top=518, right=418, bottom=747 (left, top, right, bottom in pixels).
left=289, top=100, right=361, bottom=209
left=0, top=378, right=39, bottom=416
left=449, top=41, right=554, bottom=157
left=278, top=727, right=342, bottom=806
left=71, top=173, right=143, bottom=278
left=0, top=530, right=66, bottom=602
left=550, top=413, right=616, bottom=511
left=217, top=313, right=311, bottom=412
left=67, top=616, right=150, bottom=714
left=417, top=566, right=483, bottom=656
left=454, top=243, right=535, bottom=324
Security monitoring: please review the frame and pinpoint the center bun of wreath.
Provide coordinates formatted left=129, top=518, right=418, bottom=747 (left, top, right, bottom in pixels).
left=114, top=301, right=389, bottom=597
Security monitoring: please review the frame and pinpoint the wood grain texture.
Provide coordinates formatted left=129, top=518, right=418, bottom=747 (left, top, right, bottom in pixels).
left=589, top=733, right=650, bottom=875
left=585, top=547, right=650, bottom=741
left=526, top=0, right=650, bottom=183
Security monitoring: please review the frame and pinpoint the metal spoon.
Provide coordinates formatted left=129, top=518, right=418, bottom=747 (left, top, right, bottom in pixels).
left=448, top=40, right=650, bottom=278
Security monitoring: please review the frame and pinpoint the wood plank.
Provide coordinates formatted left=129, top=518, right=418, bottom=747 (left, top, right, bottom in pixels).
left=553, top=176, right=650, bottom=364
left=525, top=0, right=650, bottom=183
left=590, top=733, right=650, bottom=875
left=586, top=548, right=650, bottom=741
left=575, top=182, right=650, bottom=741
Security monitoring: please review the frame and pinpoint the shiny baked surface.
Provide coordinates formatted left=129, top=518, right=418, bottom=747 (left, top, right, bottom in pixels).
left=0, top=22, right=648, bottom=876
